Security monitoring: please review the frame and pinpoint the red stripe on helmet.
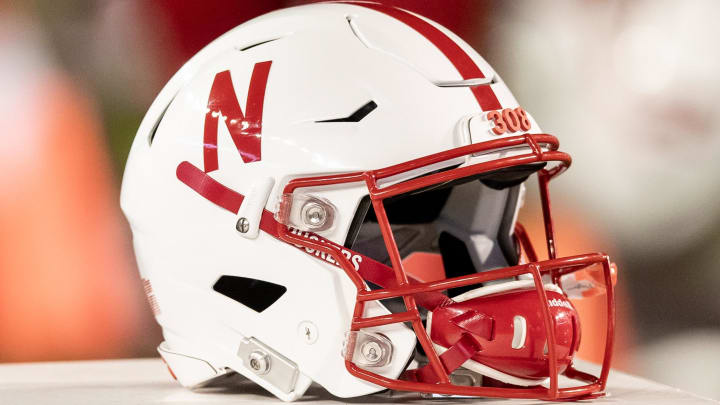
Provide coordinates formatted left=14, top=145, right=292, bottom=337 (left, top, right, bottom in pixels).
left=347, top=2, right=502, bottom=111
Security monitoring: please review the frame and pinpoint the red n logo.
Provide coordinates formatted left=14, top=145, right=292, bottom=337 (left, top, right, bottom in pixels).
left=203, top=61, right=272, bottom=172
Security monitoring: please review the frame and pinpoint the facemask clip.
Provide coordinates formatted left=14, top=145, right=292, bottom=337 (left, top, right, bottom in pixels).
left=276, top=193, right=337, bottom=233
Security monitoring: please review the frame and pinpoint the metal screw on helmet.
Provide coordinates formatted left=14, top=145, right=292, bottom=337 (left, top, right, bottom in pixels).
left=297, top=321, right=318, bottom=345
left=301, top=202, right=327, bottom=228
left=360, top=341, right=383, bottom=364
left=236, top=217, right=250, bottom=233
left=248, top=350, right=271, bottom=374
left=342, top=330, right=393, bottom=368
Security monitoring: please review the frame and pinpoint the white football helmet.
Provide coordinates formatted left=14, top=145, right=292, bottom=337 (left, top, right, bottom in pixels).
left=121, top=2, right=616, bottom=401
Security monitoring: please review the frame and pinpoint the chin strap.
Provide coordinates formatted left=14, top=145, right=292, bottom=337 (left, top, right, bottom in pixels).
left=176, top=161, right=486, bottom=380
left=404, top=310, right=493, bottom=383
left=403, top=333, right=482, bottom=383
left=451, top=310, right=494, bottom=340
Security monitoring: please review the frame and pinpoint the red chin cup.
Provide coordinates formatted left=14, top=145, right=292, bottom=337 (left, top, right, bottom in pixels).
left=428, top=284, right=581, bottom=383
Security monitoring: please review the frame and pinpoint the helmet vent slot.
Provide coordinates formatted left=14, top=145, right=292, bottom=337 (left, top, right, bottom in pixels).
left=237, top=38, right=280, bottom=52
left=212, top=276, right=287, bottom=313
left=316, top=101, right=377, bottom=123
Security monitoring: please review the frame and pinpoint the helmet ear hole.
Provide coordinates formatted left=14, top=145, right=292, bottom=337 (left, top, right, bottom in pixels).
left=212, top=276, right=287, bottom=313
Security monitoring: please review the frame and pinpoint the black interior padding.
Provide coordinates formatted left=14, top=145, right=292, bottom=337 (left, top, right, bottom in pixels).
left=344, top=196, right=372, bottom=248
left=212, top=276, right=287, bottom=313
left=438, top=232, right=480, bottom=297
left=480, top=163, right=546, bottom=190
left=343, top=165, right=461, bottom=248
left=352, top=224, right=439, bottom=266
left=364, top=186, right=453, bottom=224
left=497, top=185, right=521, bottom=266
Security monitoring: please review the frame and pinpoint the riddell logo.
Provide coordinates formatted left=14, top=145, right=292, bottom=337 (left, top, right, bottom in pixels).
left=548, top=298, right=573, bottom=310
left=202, top=61, right=272, bottom=173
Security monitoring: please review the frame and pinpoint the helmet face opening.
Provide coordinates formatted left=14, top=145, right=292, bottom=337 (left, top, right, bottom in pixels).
left=344, top=162, right=548, bottom=289
left=274, top=134, right=615, bottom=400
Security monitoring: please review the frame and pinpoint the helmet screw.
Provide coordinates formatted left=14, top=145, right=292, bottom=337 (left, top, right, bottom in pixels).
left=301, top=202, right=327, bottom=228
left=236, top=217, right=250, bottom=233
left=360, top=341, right=383, bottom=364
left=248, top=350, right=270, bottom=374
left=297, top=321, right=318, bottom=344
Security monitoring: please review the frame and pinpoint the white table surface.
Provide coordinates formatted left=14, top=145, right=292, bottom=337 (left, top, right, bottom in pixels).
left=0, top=358, right=717, bottom=404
